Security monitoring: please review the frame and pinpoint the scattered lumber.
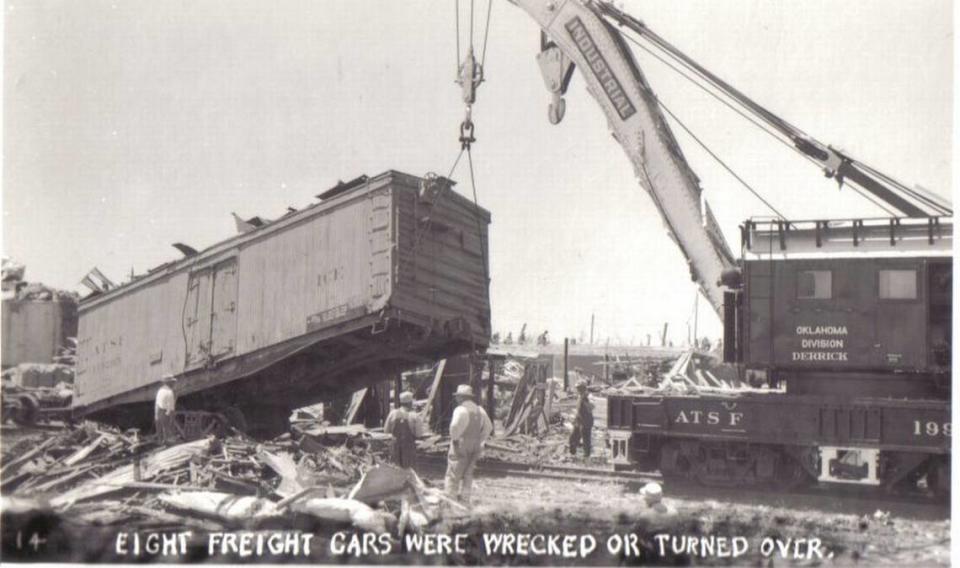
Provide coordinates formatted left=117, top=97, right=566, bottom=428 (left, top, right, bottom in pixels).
left=158, top=491, right=279, bottom=524
left=3, top=414, right=402, bottom=530
left=51, top=437, right=215, bottom=508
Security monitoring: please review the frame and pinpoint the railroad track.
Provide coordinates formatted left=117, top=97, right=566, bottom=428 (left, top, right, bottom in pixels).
left=420, top=453, right=660, bottom=484
left=417, top=453, right=948, bottom=519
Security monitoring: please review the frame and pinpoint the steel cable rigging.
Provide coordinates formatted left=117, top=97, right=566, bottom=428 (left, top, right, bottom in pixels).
left=599, top=3, right=950, bottom=218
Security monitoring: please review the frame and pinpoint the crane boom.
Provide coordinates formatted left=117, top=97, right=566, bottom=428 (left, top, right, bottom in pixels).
left=509, top=0, right=737, bottom=316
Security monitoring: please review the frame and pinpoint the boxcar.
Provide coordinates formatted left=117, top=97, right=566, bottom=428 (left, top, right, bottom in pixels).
left=608, top=217, right=951, bottom=494
left=75, top=170, right=491, bottom=432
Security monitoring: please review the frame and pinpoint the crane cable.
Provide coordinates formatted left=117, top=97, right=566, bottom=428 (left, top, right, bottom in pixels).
left=466, top=147, right=489, bottom=289
left=455, top=1, right=460, bottom=73
left=616, top=30, right=900, bottom=218
left=410, top=2, right=490, bottom=290
left=480, top=0, right=494, bottom=68
left=604, top=8, right=938, bottom=216
left=656, top=96, right=786, bottom=219
left=451, top=1, right=492, bottom=311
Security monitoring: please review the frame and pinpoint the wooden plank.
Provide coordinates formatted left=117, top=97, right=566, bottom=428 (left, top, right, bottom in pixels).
left=63, top=434, right=107, bottom=467
left=420, top=359, right=447, bottom=432
left=27, top=463, right=99, bottom=493
left=0, top=436, right=58, bottom=479
left=343, top=389, right=367, bottom=426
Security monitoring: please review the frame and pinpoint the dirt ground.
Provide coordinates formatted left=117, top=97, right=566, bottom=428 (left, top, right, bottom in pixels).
left=1, top=424, right=951, bottom=565
left=423, top=473, right=950, bottom=566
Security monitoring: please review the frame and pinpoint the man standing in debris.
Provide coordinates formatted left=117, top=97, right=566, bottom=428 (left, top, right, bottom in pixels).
left=155, top=374, right=178, bottom=445
left=384, top=391, right=426, bottom=469
left=445, top=384, right=493, bottom=505
left=569, top=380, right=594, bottom=458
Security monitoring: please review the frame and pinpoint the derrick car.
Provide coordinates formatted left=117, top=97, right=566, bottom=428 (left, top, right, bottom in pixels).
left=75, top=170, right=490, bottom=434
left=608, top=217, right=951, bottom=494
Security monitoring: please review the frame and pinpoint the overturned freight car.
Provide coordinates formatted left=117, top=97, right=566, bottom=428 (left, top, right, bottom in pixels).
left=75, top=171, right=491, bottom=433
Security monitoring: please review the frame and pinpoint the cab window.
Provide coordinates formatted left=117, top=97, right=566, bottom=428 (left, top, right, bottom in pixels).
left=797, top=270, right=832, bottom=299
left=878, top=269, right=917, bottom=300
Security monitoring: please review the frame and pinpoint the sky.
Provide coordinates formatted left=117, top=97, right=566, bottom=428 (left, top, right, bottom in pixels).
left=2, top=0, right=953, bottom=346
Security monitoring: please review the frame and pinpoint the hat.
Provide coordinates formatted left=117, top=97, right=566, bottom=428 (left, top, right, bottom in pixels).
left=640, top=482, right=663, bottom=504
left=453, top=384, right=474, bottom=398
left=576, top=380, right=589, bottom=391
left=399, top=391, right=414, bottom=404
left=161, top=374, right=178, bottom=383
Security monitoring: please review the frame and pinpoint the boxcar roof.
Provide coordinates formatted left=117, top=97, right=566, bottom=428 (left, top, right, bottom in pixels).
left=742, top=217, right=952, bottom=261
left=80, top=169, right=491, bottom=311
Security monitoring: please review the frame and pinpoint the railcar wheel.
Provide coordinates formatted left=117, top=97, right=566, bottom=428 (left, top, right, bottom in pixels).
left=927, top=459, right=950, bottom=498
left=659, top=442, right=692, bottom=480
left=771, top=452, right=810, bottom=490
left=220, top=406, right=248, bottom=434
left=12, top=395, right=39, bottom=426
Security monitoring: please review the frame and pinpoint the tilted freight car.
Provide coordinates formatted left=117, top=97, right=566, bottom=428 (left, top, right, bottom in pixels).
left=75, top=170, right=490, bottom=434
left=608, top=217, right=951, bottom=494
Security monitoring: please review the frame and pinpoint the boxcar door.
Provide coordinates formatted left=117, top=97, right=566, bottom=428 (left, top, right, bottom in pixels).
left=209, top=259, right=239, bottom=359
left=184, top=269, right=213, bottom=369
left=874, top=261, right=924, bottom=368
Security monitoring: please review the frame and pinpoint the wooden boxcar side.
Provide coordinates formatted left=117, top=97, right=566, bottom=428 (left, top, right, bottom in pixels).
left=75, top=170, right=490, bottom=421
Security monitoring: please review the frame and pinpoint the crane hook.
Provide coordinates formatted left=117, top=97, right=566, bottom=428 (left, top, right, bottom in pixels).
left=459, top=117, right=476, bottom=150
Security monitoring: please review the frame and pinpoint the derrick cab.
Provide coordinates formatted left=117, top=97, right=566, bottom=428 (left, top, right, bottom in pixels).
left=723, top=217, right=952, bottom=398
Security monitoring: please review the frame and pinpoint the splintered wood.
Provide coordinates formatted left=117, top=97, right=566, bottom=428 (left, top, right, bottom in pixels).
left=503, top=362, right=553, bottom=437
left=0, top=419, right=407, bottom=532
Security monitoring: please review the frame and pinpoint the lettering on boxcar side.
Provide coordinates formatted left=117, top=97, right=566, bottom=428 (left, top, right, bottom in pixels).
left=792, top=325, right=849, bottom=362
left=913, top=420, right=952, bottom=437
left=675, top=409, right=744, bottom=427
left=306, top=304, right=367, bottom=332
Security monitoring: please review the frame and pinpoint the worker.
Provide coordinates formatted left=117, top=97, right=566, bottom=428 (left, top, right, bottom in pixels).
left=640, top=482, right=675, bottom=515
left=154, top=374, right=178, bottom=445
left=445, top=384, right=493, bottom=506
left=383, top=391, right=427, bottom=469
left=569, top=379, right=594, bottom=458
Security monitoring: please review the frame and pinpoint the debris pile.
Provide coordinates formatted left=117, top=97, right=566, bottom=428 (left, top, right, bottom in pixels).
left=11, top=282, right=80, bottom=303
left=416, top=357, right=610, bottom=467
left=2, top=363, right=74, bottom=389
left=0, top=420, right=460, bottom=535
left=1, top=374, right=73, bottom=426
left=501, top=362, right=557, bottom=437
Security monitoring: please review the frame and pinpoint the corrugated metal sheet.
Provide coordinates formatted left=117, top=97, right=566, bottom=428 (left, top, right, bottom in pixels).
left=75, top=170, right=491, bottom=414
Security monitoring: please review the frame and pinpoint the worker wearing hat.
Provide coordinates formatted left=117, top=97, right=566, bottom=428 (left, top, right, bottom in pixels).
left=640, top=482, right=674, bottom=514
left=155, top=374, right=178, bottom=445
left=445, top=384, right=493, bottom=506
left=569, top=379, right=594, bottom=458
left=384, top=390, right=427, bottom=469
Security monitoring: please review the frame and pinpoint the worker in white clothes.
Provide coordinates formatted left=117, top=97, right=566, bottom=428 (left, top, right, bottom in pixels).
left=384, top=391, right=427, bottom=469
left=445, top=384, right=493, bottom=505
left=155, top=374, right=178, bottom=445
left=640, top=482, right=676, bottom=515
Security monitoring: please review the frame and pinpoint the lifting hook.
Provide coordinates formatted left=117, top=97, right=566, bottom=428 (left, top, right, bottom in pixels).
left=459, top=114, right=476, bottom=150
left=536, top=32, right=575, bottom=125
